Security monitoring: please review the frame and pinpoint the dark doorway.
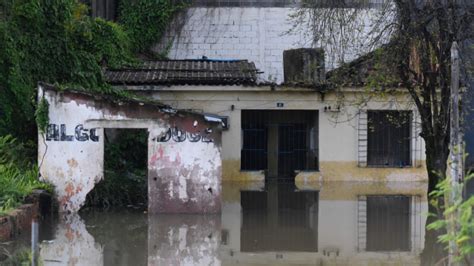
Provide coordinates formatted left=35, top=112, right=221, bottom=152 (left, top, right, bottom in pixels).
left=278, top=123, right=311, bottom=178
left=241, top=110, right=318, bottom=180
left=366, top=195, right=410, bottom=251
left=85, top=129, right=148, bottom=209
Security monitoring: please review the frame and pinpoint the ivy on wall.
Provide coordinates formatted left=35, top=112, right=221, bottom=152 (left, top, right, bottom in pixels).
left=0, top=0, right=185, bottom=142
left=0, top=0, right=133, bottom=141
left=117, top=0, right=186, bottom=54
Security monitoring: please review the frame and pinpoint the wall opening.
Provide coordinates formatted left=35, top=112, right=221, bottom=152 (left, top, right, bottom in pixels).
left=241, top=110, right=319, bottom=180
left=85, top=129, right=148, bottom=209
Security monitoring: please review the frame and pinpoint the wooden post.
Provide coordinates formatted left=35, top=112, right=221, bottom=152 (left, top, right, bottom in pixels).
left=448, top=41, right=462, bottom=266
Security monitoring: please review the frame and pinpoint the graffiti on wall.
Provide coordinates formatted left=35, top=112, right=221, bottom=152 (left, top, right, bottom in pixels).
left=46, top=124, right=99, bottom=142
left=156, top=127, right=213, bottom=143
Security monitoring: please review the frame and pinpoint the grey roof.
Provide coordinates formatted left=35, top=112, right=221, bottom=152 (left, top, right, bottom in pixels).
left=105, top=60, right=259, bottom=86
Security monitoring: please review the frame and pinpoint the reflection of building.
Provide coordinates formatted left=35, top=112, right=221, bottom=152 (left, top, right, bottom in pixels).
left=40, top=214, right=103, bottom=266
left=241, top=182, right=318, bottom=252
left=39, top=212, right=222, bottom=266
left=220, top=181, right=427, bottom=265
left=147, top=215, right=221, bottom=265
left=37, top=182, right=427, bottom=265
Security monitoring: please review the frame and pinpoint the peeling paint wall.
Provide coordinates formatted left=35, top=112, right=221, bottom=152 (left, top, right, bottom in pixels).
left=38, top=86, right=222, bottom=213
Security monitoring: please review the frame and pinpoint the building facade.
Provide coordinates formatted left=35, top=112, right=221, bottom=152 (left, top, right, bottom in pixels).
left=107, top=57, right=428, bottom=184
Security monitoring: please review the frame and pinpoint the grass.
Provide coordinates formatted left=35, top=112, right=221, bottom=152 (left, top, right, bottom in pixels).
left=0, top=135, right=51, bottom=216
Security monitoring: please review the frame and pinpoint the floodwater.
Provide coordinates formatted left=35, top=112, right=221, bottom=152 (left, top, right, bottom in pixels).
left=1, top=181, right=434, bottom=265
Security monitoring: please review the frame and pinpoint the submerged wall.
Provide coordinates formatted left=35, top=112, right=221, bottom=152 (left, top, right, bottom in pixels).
left=38, top=85, right=222, bottom=213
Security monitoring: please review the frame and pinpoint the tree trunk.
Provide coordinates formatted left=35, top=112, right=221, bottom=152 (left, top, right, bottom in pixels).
left=421, top=140, right=450, bottom=265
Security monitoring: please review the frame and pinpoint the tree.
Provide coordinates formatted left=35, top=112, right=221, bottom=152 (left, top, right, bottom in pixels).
left=291, top=0, right=473, bottom=264
left=293, top=0, right=473, bottom=192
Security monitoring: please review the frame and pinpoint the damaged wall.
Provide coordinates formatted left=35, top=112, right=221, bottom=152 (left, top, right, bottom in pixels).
left=38, top=85, right=222, bottom=213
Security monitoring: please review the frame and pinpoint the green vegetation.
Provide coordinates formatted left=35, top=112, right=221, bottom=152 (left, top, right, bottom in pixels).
left=428, top=172, right=474, bottom=264
left=0, top=0, right=133, bottom=141
left=0, top=135, right=51, bottom=215
left=0, top=0, right=184, bottom=213
left=0, top=247, right=33, bottom=266
left=118, top=0, right=186, bottom=55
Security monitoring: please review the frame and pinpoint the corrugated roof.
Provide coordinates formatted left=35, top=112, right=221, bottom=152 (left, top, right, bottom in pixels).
left=105, top=60, right=259, bottom=86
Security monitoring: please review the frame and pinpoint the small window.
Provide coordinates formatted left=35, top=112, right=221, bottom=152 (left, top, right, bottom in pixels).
left=367, top=111, right=411, bottom=167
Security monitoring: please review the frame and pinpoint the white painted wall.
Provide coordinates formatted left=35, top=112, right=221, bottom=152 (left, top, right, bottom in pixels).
left=38, top=86, right=222, bottom=213
left=157, top=7, right=385, bottom=84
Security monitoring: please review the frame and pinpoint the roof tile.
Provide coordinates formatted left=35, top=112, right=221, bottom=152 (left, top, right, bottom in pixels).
left=106, top=60, right=259, bottom=86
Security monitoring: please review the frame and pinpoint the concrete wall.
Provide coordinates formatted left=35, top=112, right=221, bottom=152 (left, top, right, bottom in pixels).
left=157, top=7, right=382, bottom=84
left=38, top=86, right=222, bottom=213
left=131, top=85, right=427, bottom=182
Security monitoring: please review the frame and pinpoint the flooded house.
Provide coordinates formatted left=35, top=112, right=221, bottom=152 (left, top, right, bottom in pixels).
left=98, top=49, right=429, bottom=264
left=34, top=53, right=430, bottom=264
left=106, top=50, right=427, bottom=185
left=26, top=1, right=435, bottom=265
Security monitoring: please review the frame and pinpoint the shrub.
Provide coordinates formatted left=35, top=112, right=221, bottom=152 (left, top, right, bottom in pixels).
left=0, top=135, right=51, bottom=215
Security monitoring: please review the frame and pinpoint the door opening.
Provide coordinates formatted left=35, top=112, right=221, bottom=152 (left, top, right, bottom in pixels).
left=85, top=128, right=148, bottom=209
left=241, top=110, right=318, bottom=181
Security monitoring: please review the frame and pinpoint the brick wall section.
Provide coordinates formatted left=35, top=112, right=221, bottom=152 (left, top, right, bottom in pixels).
left=0, top=191, right=52, bottom=241
left=156, top=7, right=375, bottom=84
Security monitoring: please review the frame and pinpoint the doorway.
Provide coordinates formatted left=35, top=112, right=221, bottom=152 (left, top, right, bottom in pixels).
left=85, top=128, right=148, bottom=209
left=241, top=110, right=318, bottom=180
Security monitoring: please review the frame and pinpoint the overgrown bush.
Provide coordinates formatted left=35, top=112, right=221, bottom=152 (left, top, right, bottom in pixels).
left=0, top=0, right=133, bottom=142
left=0, top=135, right=51, bottom=215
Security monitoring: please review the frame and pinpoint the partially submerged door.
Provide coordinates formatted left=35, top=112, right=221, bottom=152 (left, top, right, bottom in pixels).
left=278, top=123, right=307, bottom=178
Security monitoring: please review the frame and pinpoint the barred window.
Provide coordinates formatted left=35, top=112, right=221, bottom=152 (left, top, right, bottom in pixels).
left=367, top=110, right=411, bottom=167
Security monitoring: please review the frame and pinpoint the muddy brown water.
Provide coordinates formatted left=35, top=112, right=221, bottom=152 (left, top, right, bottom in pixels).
left=0, top=181, right=454, bottom=265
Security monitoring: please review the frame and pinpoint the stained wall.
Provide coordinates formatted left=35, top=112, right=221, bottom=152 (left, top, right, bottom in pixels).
left=38, top=85, right=222, bottom=213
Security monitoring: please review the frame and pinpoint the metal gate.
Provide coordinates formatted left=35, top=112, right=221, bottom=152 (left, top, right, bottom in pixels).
left=241, top=110, right=319, bottom=178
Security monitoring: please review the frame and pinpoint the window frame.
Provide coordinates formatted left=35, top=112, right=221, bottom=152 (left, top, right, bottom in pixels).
left=366, top=110, right=413, bottom=168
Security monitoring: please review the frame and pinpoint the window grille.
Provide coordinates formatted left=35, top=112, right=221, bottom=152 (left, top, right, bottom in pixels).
left=367, top=110, right=412, bottom=167
left=240, top=110, right=319, bottom=175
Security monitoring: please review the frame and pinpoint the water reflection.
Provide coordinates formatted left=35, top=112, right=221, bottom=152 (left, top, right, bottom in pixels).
left=240, top=182, right=318, bottom=252
left=1, top=181, right=429, bottom=265
left=40, top=214, right=103, bottom=265
left=221, top=181, right=427, bottom=265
